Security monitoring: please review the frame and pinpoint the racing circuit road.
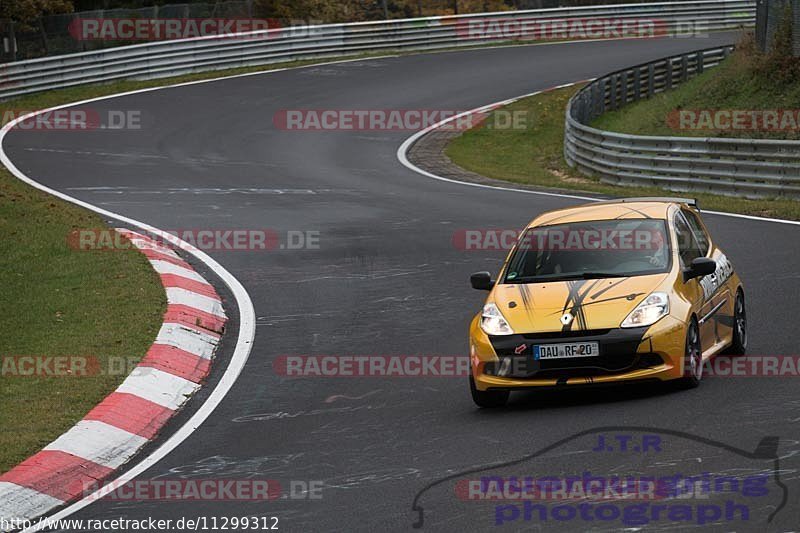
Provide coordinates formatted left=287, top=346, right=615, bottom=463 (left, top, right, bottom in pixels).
left=5, top=31, right=800, bottom=531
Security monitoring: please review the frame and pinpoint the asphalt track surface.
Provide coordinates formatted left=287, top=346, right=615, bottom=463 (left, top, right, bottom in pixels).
left=5, top=32, right=800, bottom=532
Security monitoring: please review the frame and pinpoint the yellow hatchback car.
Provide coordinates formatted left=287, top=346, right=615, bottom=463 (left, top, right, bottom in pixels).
left=468, top=197, right=746, bottom=407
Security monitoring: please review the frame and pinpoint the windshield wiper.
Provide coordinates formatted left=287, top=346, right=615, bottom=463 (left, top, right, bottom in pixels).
left=570, top=272, right=624, bottom=280
left=511, top=272, right=624, bottom=283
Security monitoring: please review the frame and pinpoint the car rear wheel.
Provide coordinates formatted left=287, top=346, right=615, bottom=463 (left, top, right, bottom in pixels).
left=725, top=290, right=747, bottom=355
left=469, top=375, right=509, bottom=408
left=676, top=318, right=703, bottom=389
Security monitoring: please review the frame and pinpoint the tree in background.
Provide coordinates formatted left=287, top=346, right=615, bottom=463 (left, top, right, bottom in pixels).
left=761, top=4, right=800, bottom=83
left=0, top=0, right=73, bottom=31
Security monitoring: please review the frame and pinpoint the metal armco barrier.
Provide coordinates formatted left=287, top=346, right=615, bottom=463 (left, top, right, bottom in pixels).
left=0, top=0, right=754, bottom=100
left=564, top=46, right=800, bottom=198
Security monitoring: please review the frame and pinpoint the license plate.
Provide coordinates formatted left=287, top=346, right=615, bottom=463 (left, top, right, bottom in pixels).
left=533, top=342, right=599, bottom=360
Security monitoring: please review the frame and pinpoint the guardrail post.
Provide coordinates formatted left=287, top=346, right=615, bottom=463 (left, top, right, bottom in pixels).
left=591, top=83, right=601, bottom=118
left=681, top=54, right=688, bottom=82
left=665, top=59, right=673, bottom=90
left=696, top=51, right=704, bottom=74
left=582, top=94, right=591, bottom=123
left=620, top=72, right=628, bottom=106
left=647, top=63, right=654, bottom=98
left=633, top=68, right=641, bottom=102
left=609, top=74, right=618, bottom=110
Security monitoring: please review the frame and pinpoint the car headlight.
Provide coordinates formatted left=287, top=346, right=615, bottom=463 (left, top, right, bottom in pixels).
left=621, top=292, right=669, bottom=328
left=481, top=303, right=514, bottom=335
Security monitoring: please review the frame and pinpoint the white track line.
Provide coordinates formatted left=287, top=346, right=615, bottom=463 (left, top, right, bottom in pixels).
left=396, top=84, right=800, bottom=227
left=2, top=53, right=438, bottom=532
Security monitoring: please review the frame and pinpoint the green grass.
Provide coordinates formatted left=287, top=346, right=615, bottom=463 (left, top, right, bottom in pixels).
left=0, top=167, right=166, bottom=473
left=592, top=46, right=800, bottom=140
left=446, top=84, right=800, bottom=220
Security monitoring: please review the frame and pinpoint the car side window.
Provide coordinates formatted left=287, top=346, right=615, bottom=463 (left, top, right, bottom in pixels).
left=682, top=209, right=710, bottom=256
left=674, top=212, right=702, bottom=268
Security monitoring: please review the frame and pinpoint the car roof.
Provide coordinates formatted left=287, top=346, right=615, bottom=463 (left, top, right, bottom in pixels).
left=527, top=198, right=697, bottom=228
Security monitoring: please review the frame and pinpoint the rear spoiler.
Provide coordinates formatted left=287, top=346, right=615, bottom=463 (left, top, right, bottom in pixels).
left=617, top=197, right=699, bottom=210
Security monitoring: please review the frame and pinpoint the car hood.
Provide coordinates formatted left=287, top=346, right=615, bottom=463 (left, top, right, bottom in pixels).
left=491, top=274, right=669, bottom=333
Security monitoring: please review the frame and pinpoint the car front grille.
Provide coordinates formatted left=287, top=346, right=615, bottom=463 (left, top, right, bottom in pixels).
left=486, top=327, right=652, bottom=379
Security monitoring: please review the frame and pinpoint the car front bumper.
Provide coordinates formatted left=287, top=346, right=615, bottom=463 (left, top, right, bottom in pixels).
left=470, top=314, right=687, bottom=391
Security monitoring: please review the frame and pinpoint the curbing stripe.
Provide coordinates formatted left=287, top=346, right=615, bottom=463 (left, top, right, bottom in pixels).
left=159, top=274, right=220, bottom=299
left=140, top=344, right=212, bottom=384
left=139, top=248, right=194, bottom=269
left=116, top=232, right=181, bottom=258
left=0, top=451, right=113, bottom=502
left=115, top=366, right=201, bottom=410
left=164, top=303, right=227, bottom=334
left=155, top=322, right=220, bottom=359
left=0, top=229, right=228, bottom=528
left=0, top=482, right=64, bottom=521
left=83, top=393, right=175, bottom=440
left=150, top=259, right=210, bottom=284
left=43, top=421, right=149, bottom=470
left=165, top=287, right=225, bottom=318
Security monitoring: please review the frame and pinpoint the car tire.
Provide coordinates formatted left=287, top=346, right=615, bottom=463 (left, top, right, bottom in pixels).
left=469, top=375, right=509, bottom=408
left=724, top=290, right=747, bottom=356
left=676, top=318, right=703, bottom=389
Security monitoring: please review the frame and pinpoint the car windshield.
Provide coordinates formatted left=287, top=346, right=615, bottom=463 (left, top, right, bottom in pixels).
left=503, top=219, right=671, bottom=283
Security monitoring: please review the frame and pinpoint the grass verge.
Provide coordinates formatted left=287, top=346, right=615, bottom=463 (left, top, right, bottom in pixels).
left=0, top=169, right=166, bottom=473
left=445, top=84, right=800, bottom=220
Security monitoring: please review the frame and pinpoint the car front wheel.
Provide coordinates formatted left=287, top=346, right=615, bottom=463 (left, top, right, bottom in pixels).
left=725, top=290, right=747, bottom=355
left=676, top=318, right=703, bottom=389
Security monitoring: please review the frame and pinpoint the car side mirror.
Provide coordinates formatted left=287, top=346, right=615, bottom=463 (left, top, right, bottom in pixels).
left=685, top=257, right=716, bottom=281
left=470, top=271, right=495, bottom=291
